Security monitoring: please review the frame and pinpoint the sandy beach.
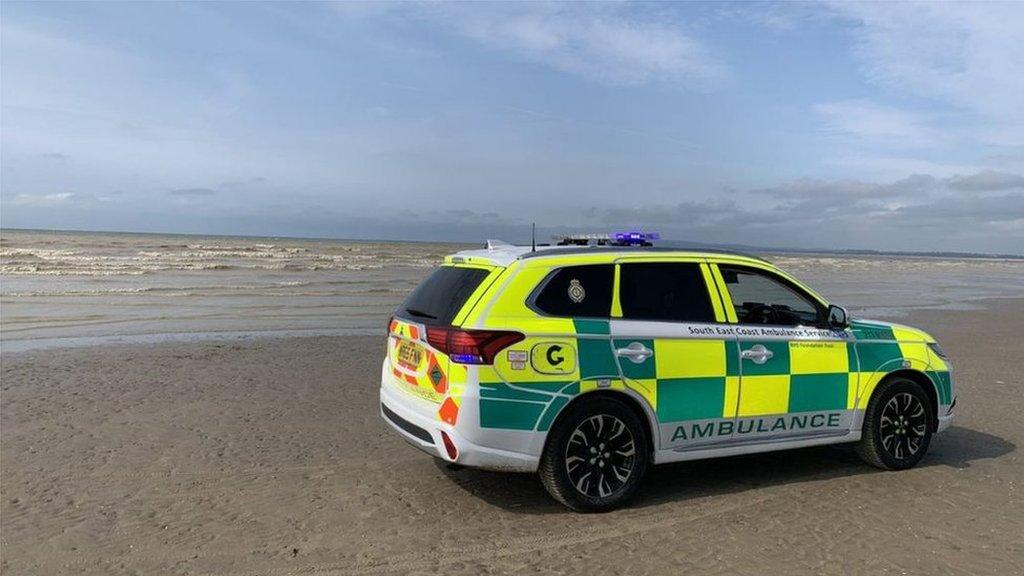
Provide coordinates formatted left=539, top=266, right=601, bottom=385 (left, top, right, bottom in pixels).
left=2, top=298, right=1022, bottom=575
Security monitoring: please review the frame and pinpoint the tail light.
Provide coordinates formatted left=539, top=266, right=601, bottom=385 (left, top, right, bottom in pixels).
left=425, top=326, right=525, bottom=364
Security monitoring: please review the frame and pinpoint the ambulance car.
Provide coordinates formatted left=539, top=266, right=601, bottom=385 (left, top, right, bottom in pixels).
left=380, top=234, right=955, bottom=511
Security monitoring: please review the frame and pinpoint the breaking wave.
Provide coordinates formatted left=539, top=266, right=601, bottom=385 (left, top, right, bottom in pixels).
left=0, top=240, right=442, bottom=276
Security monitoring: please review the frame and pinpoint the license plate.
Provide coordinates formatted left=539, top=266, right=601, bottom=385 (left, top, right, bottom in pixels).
left=397, top=341, right=423, bottom=369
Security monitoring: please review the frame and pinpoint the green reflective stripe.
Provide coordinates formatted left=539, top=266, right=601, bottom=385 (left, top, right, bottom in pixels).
left=537, top=396, right=570, bottom=431
left=789, top=373, right=848, bottom=412
left=480, top=382, right=555, bottom=403
left=479, top=400, right=546, bottom=430
left=478, top=381, right=579, bottom=430
left=928, top=370, right=953, bottom=405
left=851, top=321, right=896, bottom=341
left=657, top=377, right=725, bottom=421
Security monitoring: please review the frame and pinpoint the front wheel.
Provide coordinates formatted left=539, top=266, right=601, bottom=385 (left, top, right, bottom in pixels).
left=856, top=378, right=934, bottom=470
left=538, top=397, right=648, bottom=512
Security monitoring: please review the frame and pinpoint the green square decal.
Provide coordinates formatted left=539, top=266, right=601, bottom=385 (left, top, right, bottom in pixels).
left=725, top=341, right=740, bottom=376
left=656, top=376, right=725, bottom=422
left=573, top=319, right=610, bottom=335
left=577, top=337, right=618, bottom=379
left=856, top=342, right=903, bottom=373
left=614, top=338, right=655, bottom=380
left=789, top=373, right=848, bottom=412
left=739, top=341, right=790, bottom=376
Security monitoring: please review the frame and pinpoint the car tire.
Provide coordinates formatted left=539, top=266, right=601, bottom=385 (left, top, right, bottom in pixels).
left=856, top=377, right=934, bottom=470
left=538, top=396, right=648, bottom=512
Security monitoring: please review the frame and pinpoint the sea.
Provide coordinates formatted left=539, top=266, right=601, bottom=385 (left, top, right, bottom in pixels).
left=2, top=229, right=1023, bottom=352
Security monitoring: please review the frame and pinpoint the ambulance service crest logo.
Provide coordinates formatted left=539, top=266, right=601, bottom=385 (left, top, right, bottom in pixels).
left=568, top=279, right=586, bottom=303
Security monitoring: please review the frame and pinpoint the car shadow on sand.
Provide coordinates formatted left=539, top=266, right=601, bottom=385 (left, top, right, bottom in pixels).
left=434, top=425, right=1014, bottom=515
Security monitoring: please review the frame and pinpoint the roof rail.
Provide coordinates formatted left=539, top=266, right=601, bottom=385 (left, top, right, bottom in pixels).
left=517, top=245, right=770, bottom=262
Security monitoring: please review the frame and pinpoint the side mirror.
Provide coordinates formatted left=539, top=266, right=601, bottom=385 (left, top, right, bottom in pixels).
left=827, top=304, right=849, bottom=329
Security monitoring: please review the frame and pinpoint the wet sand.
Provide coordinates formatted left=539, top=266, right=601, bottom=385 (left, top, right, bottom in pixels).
left=2, top=299, right=1022, bottom=575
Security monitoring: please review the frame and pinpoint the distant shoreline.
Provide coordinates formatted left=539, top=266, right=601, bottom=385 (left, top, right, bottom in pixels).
left=3, top=226, right=1021, bottom=260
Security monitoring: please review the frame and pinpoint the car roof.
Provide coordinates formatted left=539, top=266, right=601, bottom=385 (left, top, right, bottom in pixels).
left=446, top=243, right=770, bottom=267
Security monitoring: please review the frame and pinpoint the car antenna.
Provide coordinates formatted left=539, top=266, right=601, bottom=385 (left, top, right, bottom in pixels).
left=531, top=222, right=536, bottom=252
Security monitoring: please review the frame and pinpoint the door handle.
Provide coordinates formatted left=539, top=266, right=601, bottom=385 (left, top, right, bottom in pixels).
left=740, top=344, right=774, bottom=365
left=615, top=342, right=653, bottom=364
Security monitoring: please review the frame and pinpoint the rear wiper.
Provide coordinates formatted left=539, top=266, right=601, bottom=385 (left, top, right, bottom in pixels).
left=404, top=307, right=437, bottom=320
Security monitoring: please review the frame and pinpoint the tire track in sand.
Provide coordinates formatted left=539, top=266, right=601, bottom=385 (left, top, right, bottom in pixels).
left=199, top=493, right=777, bottom=576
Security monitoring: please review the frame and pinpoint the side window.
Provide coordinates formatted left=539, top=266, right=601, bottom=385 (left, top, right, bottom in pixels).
left=719, top=265, right=822, bottom=326
left=533, top=265, right=613, bottom=318
left=619, top=262, right=715, bottom=323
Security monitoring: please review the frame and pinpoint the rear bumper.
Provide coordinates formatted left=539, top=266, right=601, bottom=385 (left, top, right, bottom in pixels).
left=379, top=381, right=539, bottom=472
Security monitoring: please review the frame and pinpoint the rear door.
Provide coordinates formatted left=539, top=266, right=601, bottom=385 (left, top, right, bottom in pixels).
left=610, top=259, right=739, bottom=450
left=480, top=263, right=617, bottom=433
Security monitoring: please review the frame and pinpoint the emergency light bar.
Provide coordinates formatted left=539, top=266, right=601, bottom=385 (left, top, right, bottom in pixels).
left=553, top=232, right=659, bottom=247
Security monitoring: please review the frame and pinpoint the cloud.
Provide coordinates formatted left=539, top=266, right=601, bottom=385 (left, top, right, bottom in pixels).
left=752, top=174, right=936, bottom=200
left=947, top=170, right=1024, bottom=192
left=168, top=187, right=217, bottom=196
left=11, top=192, right=74, bottom=206
left=825, top=2, right=1024, bottom=143
left=796, top=2, right=1024, bottom=174
left=454, top=6, right=727, bottom=87
left=812, top=100, right=938, bottom=145
left=829, top=2, right=1024, bottom=117
left=896, top=193, right=1024, bottom=223
left=599, top=199, right=745, bottom=227
left=586, top=171, right=1024, bottom=253
left=337, top=2, right=729, bottom=88
left=753, top=169, right=1024, bottom=210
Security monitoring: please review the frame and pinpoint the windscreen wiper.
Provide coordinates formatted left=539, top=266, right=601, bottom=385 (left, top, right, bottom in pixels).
left=404, top=307, right=437, bottom=320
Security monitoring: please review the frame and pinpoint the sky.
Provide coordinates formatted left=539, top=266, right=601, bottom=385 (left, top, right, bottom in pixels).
left=1, top=1, right=1023, bottom=254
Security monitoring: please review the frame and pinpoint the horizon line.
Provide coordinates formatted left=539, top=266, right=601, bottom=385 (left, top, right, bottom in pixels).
left=2, top=225, right=1022, bottom=260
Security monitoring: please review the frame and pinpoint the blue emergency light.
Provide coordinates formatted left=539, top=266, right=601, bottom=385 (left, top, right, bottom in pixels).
left=553, top=232, right=659, bottom=247
left=612, top=231, right=660, bottom=246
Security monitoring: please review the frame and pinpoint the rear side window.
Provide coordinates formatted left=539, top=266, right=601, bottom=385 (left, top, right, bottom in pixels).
left=619, top=262, right=715, bottom=322
left=533, top=265, right=614, bottom=318
left=399, top=266, right=490, bottom=325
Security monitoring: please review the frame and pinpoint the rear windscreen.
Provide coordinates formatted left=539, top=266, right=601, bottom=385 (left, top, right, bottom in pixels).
left=398, top=266, right=490, bottom=325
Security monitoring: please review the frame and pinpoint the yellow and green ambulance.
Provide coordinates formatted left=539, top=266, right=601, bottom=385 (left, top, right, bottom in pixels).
left=380, top=237, right=955, bottom=511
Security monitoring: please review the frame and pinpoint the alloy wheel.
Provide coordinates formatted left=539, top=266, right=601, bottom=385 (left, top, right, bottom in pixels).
left=564, top=414, right=637, bottom=498
left=879, top=392, right=928, bottom=460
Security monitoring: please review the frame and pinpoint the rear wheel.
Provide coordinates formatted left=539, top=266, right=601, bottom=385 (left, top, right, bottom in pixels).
left=539, top=397, right=648, bottom=512
left=856, top=378, right=933, bottom=470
